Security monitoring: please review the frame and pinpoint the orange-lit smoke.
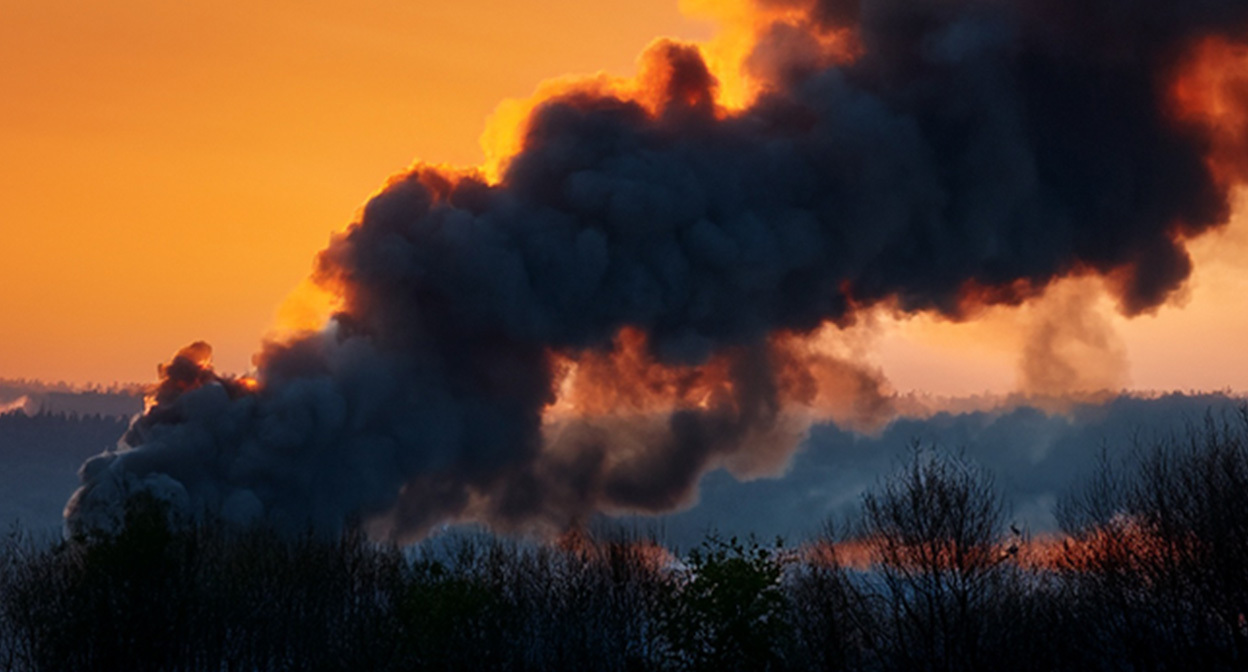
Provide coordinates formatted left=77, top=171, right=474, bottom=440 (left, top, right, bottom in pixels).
left=546, top=325, right=894, bottom=434
left=142, top=342, right=260, bottom=413
left=478, top=46, right=699, bottom=184
left=480, top=41, right=723, bottom=184
left=268, top=165, right=485, bottom=341
left=680, top=0, right=859, bottom=108
left=1018, top=277, right=1130, bottom=399
left=479, top=0, right=857, bottom=183
left=270, top=278, right=343, bottom=339
left=1172, top=37, right=1248, bottom=186
left=530, top=326, right=895, bottom=517
left=547, top=327, right=738, bottom=417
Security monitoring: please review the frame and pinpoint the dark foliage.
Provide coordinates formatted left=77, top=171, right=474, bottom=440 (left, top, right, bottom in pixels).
left=5, top=417, right=1248, bottom=670
left=660, top=534, right=790, bottom=671
left=1056, top=412, right=1248, bottom=671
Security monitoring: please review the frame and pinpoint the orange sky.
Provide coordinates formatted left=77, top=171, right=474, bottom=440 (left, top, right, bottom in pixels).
left=871, top=192, right=1248, bottom=396
left=0, top=0, right=711, bottom=384
left=2, top=0, right=1246, bottom=395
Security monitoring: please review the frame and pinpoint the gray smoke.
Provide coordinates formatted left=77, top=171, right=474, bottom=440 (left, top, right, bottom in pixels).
left=641, top=391, right=1248, bottom=548
left=66, top=0, right=1248, bottom=540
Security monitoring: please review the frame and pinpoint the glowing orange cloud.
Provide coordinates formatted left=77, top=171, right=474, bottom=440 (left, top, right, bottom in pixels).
left=545, top=325, right=895, bottom=438
left=1171, top=37, right=1248, bottom=186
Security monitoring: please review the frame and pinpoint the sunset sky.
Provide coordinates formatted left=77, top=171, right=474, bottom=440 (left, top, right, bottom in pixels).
left=4, top=0, right=1247, bottom=395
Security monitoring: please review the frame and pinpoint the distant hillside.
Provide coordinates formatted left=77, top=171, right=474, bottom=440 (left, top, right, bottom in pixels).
left=1, top=388, right=1243, bottom=544
left=0, top=382, right=147, bottom=534
left=0, top=379, right=142, bottom=418
left=0, top=411, right=130, bottom=533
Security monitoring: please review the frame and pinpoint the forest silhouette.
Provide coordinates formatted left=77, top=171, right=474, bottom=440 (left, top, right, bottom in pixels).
left=2, top=412, right=1247, bottom=671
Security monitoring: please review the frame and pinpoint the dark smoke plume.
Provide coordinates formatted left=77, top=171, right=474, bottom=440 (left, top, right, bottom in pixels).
left=67, top=0, right=1248, bottom=540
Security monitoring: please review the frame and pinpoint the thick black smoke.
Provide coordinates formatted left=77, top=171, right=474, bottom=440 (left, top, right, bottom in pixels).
left=67, top=0, right=1248, bottom=540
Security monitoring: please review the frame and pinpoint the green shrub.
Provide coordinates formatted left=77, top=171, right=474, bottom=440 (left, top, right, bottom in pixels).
left=662, top=534, right=790, bottom=671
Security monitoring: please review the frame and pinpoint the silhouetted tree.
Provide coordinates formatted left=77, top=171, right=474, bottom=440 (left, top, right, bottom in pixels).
left=662, top=534, right=790, bottom=671
left=786, top=521, right=880, bottom=671
left=1057, top=412, right=1248, bottom=671
left=856, top=446, right=1010, bottom=672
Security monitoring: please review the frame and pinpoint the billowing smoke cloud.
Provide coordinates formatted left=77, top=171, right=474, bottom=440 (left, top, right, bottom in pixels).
left=67, top=0, right=1248, bottom=540
left=1019, top=279, right=1129, bottom=397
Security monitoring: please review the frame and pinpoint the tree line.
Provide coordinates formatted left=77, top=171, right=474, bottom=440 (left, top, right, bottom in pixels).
left=2, top=413, right=1247, bottom=671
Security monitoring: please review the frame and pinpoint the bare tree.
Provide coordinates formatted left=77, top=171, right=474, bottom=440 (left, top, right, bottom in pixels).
left=1056, top=411, right=1248, bottom=671
left=856, top=445, right=1010, bottom=672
